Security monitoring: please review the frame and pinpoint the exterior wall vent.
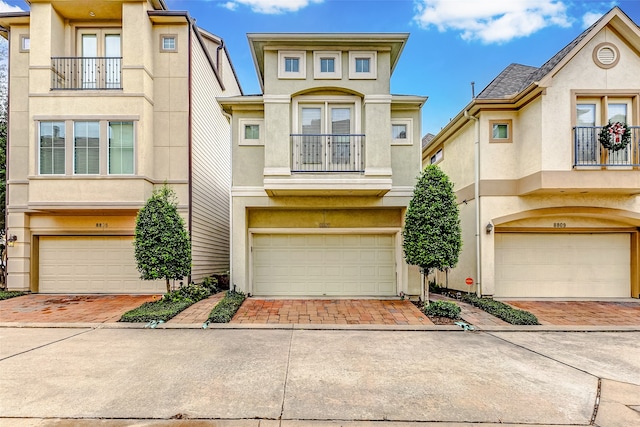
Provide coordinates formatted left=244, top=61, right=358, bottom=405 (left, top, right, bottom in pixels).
left=593, top=42, right=620, bottom=69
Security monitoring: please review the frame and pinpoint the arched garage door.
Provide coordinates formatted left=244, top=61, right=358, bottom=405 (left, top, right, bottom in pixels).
left=39, top=236, right=165, bottom=294
left=252, top=233, right=397, bottom=296
left=495, top=233, right=630, bottom=298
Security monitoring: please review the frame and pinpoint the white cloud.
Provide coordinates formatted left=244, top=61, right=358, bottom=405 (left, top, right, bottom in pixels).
left=0, top=1, right=23, bottom=13
left=414, top=0, right=572, bottom=43
left=582, top=11, right=603, bottom=28
left=220, top=0, right=322, bottom=14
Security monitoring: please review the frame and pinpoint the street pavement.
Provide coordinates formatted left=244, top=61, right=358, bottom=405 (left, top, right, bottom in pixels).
left=0, top=327, right=638, bottom=426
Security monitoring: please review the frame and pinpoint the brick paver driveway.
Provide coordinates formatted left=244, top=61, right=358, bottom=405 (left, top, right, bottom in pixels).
left=506, top=300, right=640, bottom=326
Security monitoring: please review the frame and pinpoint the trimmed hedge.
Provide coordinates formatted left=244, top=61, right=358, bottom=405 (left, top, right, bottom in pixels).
left=119, top=282, right=212, bottom=323
left=461, top=294, right=539, bottom=325
left=0, top=290, right=27, bottom=301
left=424, top=300, right=461, bottom=319
left=207, top=291, right=246, bottom=323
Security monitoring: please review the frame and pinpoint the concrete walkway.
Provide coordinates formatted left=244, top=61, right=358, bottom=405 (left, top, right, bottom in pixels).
left=0, top=328, right=638, bottom=426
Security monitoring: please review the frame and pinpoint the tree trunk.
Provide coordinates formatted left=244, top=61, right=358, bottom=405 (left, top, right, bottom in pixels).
left=165, top=278, right=170, bottom=293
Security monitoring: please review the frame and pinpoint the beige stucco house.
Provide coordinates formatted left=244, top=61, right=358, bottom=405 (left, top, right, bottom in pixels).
left=423, top=7, right=640, bottom=299
left=219, top=33, right=426, bottom=297
left=0, top=0, right=241, bottom=293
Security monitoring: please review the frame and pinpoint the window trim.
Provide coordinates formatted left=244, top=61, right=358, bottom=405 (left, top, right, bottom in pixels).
left=349, top=51, right=377, bottom=79
left=313, top=51, right=342, bottom=79
left=489, top=119, right=513, bottom=143
left=391, top=119, right=412, bottom=145
left=278, top=51, right=306, bottom=79
left=239, top=119, right=264, bottom=146
left=160, top=34, right=178, bottom=53
left=19, top=34, right=30, bottom=52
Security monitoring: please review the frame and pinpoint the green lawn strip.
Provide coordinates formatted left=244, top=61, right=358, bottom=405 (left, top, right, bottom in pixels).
left=207, top=291, right=246, bottom=323
left=461, top=294, right=539, bottom=325
left=0, top=290, right=27, bottom=301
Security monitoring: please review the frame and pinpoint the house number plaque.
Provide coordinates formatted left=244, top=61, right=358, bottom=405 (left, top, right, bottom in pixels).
left=553, top=222, right=566, bottom=228
left=96, top=223, right=109, bottom=228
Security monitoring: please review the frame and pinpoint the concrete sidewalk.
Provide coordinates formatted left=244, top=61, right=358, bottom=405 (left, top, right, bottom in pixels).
left=0, top=328, right=638, bottom=426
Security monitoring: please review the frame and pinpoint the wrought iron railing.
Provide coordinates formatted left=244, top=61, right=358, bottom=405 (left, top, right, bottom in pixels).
left=51, top=57, right=122, bottom=90
left=573, top=126, right=640, bottom=167
left=291, top=134, right=365, bottom=172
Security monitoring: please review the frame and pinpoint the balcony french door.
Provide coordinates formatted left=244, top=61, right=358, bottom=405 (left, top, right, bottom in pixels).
left=78, top=31, right=121, bottom=89
left=294, top=104, right=362, bottom=172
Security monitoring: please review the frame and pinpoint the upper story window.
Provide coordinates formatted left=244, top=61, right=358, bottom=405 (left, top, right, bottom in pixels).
left=38, top=119, right=136, bottom=176
left=314, top=51, right=341, bottom=79
left=575, top=96, right=635, bottom=166
left=51, top=29, right=123, bottom=90
left=239, top=119, right=264, bottom=145
left=430, top=148, right=443, bottom=165
left=489, top=119, right=513, bottom=143
left=39, top=122, right=66, bottom=175
left=160, top=34, right=178, bottom=52
left=291, top=95, right=363, bottom=172
left=20, top=35, right=30, bottom=52
left=349, top=51, right=376, bottom=79
left=391, top=119, right=412, bottom=145
left=278, top=51, right=306, bottom=79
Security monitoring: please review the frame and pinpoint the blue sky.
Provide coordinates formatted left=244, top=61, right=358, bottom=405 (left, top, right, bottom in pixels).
left=2, top=0, right=640, bottom=135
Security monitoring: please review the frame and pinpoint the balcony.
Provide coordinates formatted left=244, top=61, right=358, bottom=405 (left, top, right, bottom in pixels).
left=263, top=133, right=392, bottom=196
left=574, top=126, right=640, bottom=167
left=51, top=57, right=122, bottom=90
left=291, top=134, right=364, bottom=173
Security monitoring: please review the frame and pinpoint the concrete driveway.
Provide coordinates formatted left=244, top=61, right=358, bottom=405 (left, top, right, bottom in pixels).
left=0, top=327, right=638, bottom=426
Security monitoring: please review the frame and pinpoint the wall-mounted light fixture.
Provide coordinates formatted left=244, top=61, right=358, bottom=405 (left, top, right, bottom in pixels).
left=7, top=234, right=17, bottom=247
left=485, top=222, right=494, bottom=234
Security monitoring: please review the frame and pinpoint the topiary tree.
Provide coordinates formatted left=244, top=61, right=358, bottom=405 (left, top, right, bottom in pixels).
left=403, top=164, right=462, bottom=300
left=134, top=185, right=191, bottom=293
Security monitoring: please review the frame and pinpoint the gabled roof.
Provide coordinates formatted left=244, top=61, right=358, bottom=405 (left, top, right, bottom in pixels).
left=424, top=6, right=640, bottom=152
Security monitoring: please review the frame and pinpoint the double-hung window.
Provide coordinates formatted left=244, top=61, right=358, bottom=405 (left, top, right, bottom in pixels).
left=108, top=122, right=134, bottom=174
left=39, top=122, right=66, bottom=175
left=74, top=121, right=100, bottom=174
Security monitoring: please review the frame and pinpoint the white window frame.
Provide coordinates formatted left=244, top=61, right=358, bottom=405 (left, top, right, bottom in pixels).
left=391, top=119, right=412, bottom=145
left=313, top=51, right=341, bottom=79
left=108, top=121, right=136, bottom=175
left=430, top=148, right=443, bottom=165
left=20, top=34, right=30, bottom=52
left=278, top=51, right=306, bottom=79
left=38, top=121, right=67, bottom=175
left=239, top=119, right=264, bottom=146
left=160, top=34, right=177, bottom=52
left=349, top=51, right=377, bottom=79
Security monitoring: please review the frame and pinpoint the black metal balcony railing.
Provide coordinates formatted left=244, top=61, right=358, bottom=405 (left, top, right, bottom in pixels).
left=291, top=134, right=365, bottom=172
left=574, top=126, right=640, bottom=167
left=51, top=57, right=122, bottom=90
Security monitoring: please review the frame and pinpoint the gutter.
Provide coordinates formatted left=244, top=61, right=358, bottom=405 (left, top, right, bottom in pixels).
left=464, top=110, right=482, bottom=297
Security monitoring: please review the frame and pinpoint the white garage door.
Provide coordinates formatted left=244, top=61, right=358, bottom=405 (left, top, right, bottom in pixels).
left=252, top=234, right=397, bottom=296
left=495, top=233, right=630, bottom=298
left=39, top=236, right=165, bottom=294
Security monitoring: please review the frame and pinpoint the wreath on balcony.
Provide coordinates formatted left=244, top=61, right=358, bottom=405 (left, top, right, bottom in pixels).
left=599, top=121, right=631, bottom=152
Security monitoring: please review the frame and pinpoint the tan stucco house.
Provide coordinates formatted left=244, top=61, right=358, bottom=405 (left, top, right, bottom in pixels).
left=423, top=7, right=640, bottom=299
left=219, top=33, right=426, bottom=297
left=0, top=0, right=241, bottom=293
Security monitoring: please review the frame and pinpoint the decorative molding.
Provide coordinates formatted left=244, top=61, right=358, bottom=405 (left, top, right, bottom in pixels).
left=263, top=167, right=292, bottom=176
left=263, top=94, right=291, bottom=104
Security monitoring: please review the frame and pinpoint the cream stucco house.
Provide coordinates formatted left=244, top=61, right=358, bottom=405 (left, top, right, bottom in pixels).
left=423, top=7, right=640, bottom=299
left=219, top=33, right=426, bottom=297
left=0, top=0, right=241, bottom=293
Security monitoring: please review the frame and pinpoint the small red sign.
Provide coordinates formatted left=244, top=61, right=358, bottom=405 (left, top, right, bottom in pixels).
left=465, top=277, right=474, bottom=286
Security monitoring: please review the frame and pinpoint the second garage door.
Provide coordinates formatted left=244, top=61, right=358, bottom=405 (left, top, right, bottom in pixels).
left=252, top=233, right=397, bottom=296
left=495, top=233, right=630, bottom=298
left=39, top=236, right=165, bottom=294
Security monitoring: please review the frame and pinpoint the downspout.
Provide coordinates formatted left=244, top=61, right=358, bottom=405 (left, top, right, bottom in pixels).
left=221, top=109, right=233, bottom=291
left=187, top=18, right=193, bottom=284
left=464, top=110, right=481, bottom=297
left=2, top=26, right=10, bottom=288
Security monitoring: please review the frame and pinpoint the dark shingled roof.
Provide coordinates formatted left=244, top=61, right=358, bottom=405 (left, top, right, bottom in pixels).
left=476, top=11, right=606, bottom=100
left=421, top=133, right=435, bottom=149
